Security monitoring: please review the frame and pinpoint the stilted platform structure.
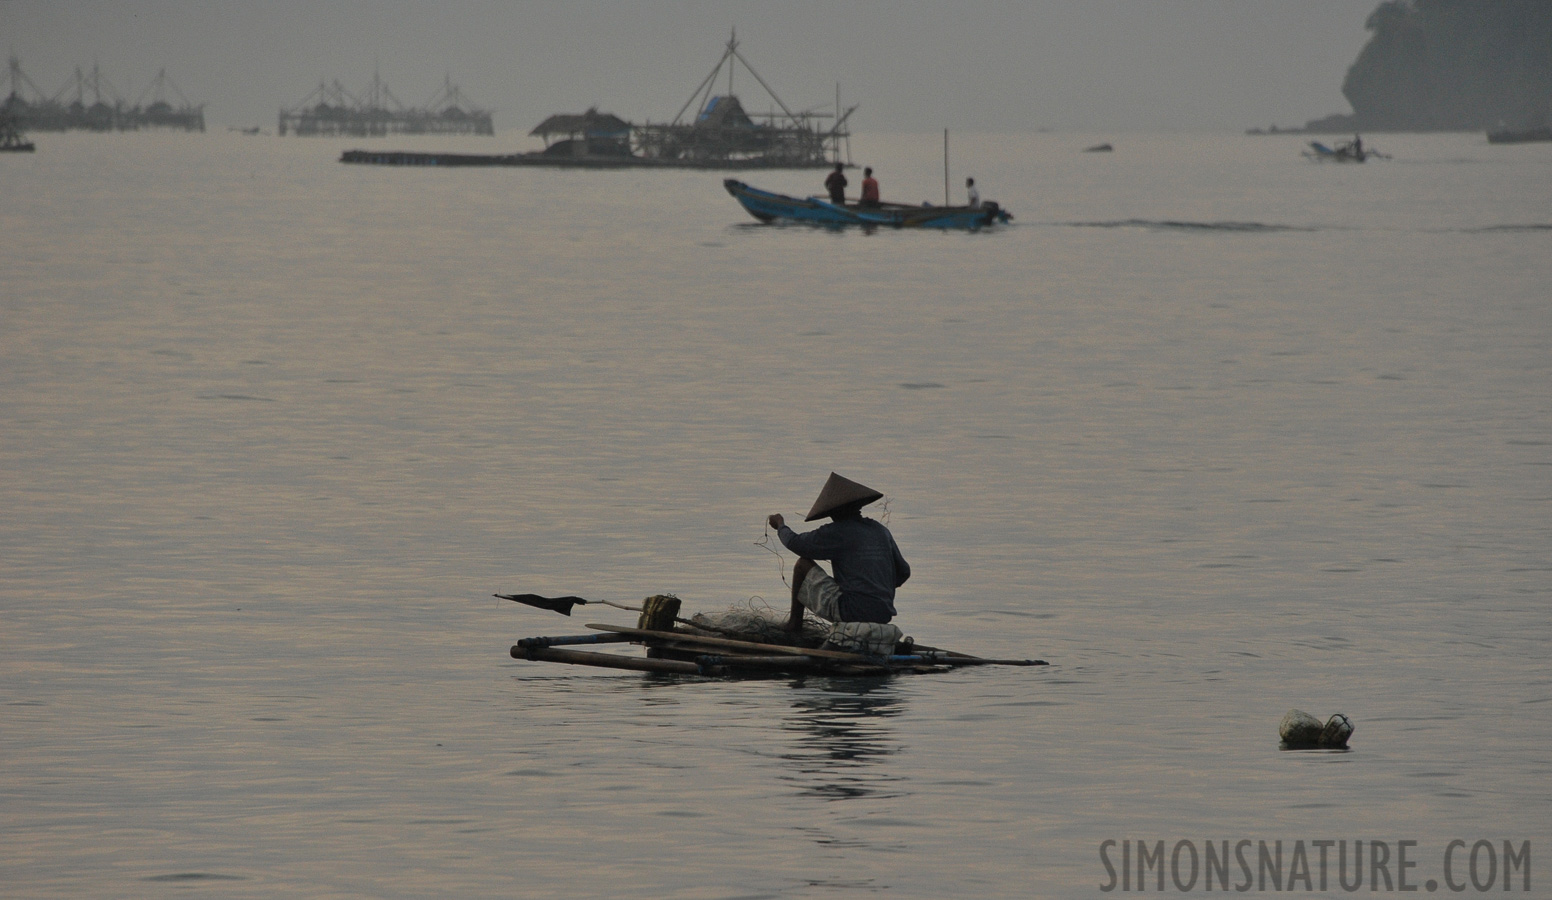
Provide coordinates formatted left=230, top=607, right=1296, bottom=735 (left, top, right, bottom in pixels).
left=133, top=69, right=206, bottom=131
left=528, top=108, right=635, bottom=159
left=2, top=56, right=204, bottom=132
left=339, top=33, right=855, bottom=170
left=279, top=71, right=494, bottom=137
left=631, top=31, right=854, bottom=166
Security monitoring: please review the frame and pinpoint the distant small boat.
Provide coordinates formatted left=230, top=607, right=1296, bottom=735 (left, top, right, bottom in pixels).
left=1487, top=125, right=1552, bottom=144
left=1301, top=139, right=1385, bottom=163
left=1, top=117, right=35, bottom=152
left=1083, top=142, right=1113, bottom=153
left=724, top=179, right=1012, bottom=229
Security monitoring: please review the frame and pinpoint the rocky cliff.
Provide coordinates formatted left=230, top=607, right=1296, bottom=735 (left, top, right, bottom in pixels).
left=1315, top=0, right=1552, bottom=131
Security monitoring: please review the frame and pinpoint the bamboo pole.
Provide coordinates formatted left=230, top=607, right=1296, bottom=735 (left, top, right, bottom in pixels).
left=904, top=653, right=1047, bottom=667
left=514, top=633, right=635, bottom=650
left=511, top=645, right=700, bottom=674
left=590, top=624, right=1044, bottom=666
left=587, top=624, right=880, bottom=662
left=695, top=654, right=823, bottom=669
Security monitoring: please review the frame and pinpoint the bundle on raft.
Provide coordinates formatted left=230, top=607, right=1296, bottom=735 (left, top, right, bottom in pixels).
left=502, top=593, right=1047, bottom=677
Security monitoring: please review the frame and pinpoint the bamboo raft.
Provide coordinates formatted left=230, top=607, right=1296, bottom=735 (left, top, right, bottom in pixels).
left=511, top=624, right=1046, bottom=676
left=503, top=591, right=1048, bottom=677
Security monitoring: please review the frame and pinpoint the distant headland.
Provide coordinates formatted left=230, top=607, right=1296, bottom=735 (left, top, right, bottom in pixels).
left=1251, top=0, right=1552, bottom=134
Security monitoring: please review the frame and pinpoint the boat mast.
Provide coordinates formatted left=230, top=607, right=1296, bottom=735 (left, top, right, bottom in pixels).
left=671, top=31, right=737, bottom=126
left=727, top=40, right=801, bottom=123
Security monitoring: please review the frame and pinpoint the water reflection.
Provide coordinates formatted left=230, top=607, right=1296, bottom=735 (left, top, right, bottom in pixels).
left=779, top=678, right=905, bottom=802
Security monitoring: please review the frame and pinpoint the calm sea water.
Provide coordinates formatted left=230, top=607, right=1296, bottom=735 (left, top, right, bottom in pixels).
left=2, top=130, right=1548, bottom=898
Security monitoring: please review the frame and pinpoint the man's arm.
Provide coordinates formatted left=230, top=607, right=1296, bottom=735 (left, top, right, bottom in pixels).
left=768, top=516, right=843, bottom=560
left=768, top=513, right=800, bottom=554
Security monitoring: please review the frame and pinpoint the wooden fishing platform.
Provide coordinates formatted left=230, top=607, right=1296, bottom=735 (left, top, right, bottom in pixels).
left=509, top=622, right=1047, bottom=678
left=341, top=33, right=851, bottom=171
left=338, top=148, right=834, bottom=169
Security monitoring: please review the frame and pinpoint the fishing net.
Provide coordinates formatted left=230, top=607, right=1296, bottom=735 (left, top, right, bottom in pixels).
left=687, top=599, right=908, bottom=656
left=688, top=598, right=830, bottom=647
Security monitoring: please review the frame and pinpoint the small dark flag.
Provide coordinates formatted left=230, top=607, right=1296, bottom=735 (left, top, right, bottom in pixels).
left=496, top=593, right=590, bottom=616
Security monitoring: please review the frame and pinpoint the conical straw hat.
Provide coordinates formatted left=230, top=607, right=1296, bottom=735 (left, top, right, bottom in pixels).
left=805, top=472, right=884, bottom=521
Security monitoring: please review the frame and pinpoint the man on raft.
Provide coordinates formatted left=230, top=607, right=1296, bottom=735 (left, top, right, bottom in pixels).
left=768, top=473, right=911, bottom=633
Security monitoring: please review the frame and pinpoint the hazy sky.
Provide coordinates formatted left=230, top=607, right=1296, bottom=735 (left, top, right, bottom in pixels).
left=3, top=1, right=1381, bottom=136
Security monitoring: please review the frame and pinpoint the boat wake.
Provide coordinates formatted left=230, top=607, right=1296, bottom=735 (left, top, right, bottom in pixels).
left=1063, top=219, right=1320, bottom=233
left=1457, top=223, right=1552, bottom=233
left=728, top=216, right=1551, bottom=235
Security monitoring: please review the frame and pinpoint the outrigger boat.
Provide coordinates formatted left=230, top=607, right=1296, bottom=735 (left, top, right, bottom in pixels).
left=1301, top=139, right=1387, bottom=163
left=725, top=178, right=1012, bottom=229
left=502, top=593, right=1046, bottom=677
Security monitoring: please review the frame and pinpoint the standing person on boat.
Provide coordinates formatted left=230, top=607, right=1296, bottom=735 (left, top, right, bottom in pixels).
left=1352, top=135, right=1365, bottom=161
left=966, top=177, right=982, bottom=209
left=767, top=473, right=910, bottom=631
left=824, top=163, right=848, bottom=205
left=859, top=167, right=881, bottom=207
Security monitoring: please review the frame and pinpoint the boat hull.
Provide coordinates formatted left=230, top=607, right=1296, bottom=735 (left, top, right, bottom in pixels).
left=1487, top=126, right=1552, bottom=144
left=1302, top=141, right=1366, bottom=162
left=724, top=179, right=1011, bottom=229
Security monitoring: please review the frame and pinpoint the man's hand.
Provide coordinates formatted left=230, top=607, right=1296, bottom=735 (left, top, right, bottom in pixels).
left=767, top=513, right=785, bottom=530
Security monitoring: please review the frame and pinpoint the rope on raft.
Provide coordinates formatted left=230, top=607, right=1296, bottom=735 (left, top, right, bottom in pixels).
left=753, top=525, right=789, bottom=588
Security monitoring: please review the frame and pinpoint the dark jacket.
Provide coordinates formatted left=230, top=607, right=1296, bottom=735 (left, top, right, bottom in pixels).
left=778, top=516, right=910, bottom=622
left=823, top=169, right=848, bottom=202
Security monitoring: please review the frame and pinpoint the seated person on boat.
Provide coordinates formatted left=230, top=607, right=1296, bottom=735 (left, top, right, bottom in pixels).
left=768, top=473, right=910, bottom=632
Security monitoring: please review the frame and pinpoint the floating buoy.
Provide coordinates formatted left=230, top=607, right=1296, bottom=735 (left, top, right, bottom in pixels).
left=1280, top=709, right=1354, bottom=748
left=1321, top=713, right=1355, bottom=747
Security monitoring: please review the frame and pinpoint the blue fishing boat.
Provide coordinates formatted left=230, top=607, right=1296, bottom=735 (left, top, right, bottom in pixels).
left=724, top=178, right=1012, bottom=229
